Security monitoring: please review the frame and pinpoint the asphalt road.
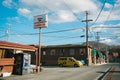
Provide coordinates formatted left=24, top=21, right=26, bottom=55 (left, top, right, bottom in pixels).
left=0, top=63, right=119, bottom=80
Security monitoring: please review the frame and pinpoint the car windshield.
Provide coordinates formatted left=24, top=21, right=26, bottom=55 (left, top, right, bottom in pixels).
left=70, top=57, right=76, bottom=61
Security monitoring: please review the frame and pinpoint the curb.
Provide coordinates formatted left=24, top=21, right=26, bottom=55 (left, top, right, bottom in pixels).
left=102, top=67, right=116, bottom=80
left=95, top=67, right=112, bottom=80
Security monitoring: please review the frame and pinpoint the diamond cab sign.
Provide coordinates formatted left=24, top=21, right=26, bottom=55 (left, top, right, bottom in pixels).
left=34, top=14, right=48, bottom=28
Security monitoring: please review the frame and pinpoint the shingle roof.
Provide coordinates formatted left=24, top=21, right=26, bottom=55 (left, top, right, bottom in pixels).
left=0, top=41, right=37, bottom=51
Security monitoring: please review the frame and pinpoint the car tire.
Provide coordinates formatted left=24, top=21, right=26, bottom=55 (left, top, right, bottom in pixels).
left=59, top=64, right=63, bottom=67
left=74, top=64, right=78, bottom=67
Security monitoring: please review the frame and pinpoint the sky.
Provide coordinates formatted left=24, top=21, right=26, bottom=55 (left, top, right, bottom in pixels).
left=0, top=0, right=120, bottom=46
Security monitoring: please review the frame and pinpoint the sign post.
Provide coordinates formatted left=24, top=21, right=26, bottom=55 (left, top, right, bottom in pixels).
left=34, top=14, right=48, bottom=72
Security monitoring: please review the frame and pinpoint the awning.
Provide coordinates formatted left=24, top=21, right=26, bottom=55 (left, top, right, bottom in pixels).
left=91, top=49, right=97, bottom=56
left=0, top=41, right=37, bottom=51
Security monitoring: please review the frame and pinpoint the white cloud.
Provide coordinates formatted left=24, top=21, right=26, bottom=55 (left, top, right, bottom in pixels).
left=49, top=10, right=76, bottom=23
left=100, top=38, right=112, bottom=43
left=90, top=23, right=120, bottom=35
left=109, top=2, right=120, bottom=20
left=18, top=8, right=31, bottom=16
left=2, top=0, right=12, bottom=8
left=105, top=3, right=112, bottom=9
left=2, top=0, right=17, bottom=8
left=90, top=24, right=107, bottom=32
left=7, top=17, right=21, bottom=23
left=90, top=23, right=120, bottom=45
left=100, top=37, right=120, bottom=45
left=87, top=1, right=120, bottom=24
left=17, top=0, right=120, bottom=24
left=19, top=0, right=98, bottom=23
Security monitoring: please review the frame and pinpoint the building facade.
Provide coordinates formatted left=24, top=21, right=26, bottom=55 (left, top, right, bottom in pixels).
left=0, top=40, right=41, bottom=74
left=41, top=44, right=94, bottom=66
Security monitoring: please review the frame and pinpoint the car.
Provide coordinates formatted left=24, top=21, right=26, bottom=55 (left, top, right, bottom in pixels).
left=58, top=57, right=83, bottom=67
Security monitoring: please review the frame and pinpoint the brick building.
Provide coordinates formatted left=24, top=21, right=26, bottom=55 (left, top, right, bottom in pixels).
left=41, top=44, right=95, bottom=66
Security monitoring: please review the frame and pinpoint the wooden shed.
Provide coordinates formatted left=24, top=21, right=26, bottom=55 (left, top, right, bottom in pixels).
left=0, top=41, right=40, bottom=76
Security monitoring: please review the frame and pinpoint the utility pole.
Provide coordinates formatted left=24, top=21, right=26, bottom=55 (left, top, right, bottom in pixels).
left=105, top=47, right=109, bottom=63
left=6, top=24, right=11, bottom=41
left=96, top=32, right=100, bottom=49
left=82, top=11, right=93, bottom=66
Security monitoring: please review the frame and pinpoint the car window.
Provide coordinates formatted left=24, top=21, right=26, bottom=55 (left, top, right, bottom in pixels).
left=59, top=58, right=67, bottom=60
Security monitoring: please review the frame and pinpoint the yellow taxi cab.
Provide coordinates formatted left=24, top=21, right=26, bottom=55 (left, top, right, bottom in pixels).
left=58, top=57, right=83, bottom=67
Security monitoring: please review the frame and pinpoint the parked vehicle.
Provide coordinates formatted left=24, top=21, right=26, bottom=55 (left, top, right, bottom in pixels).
left=58, top=57, right=83, bottom=67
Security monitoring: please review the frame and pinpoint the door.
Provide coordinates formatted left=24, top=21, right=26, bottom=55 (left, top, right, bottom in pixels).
left=66, top=58, right=75, bottom=66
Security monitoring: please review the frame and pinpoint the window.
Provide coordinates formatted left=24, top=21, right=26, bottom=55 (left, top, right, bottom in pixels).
left=50, top=49, right=56, bottom=56
left=79, top=49, right=82, bottom=54
left=69, top=57, right=76, bottom=61
left=83, top=49, right=86, bottom=53
left=69, top=49, right=75, bottom=55
left=59, top=49, right=64, bottom=56
left=58, top=57, right=67, bottom=60
left=80, top=48, right=86, bottom=53
left=43, top=51, right=46, bottom=55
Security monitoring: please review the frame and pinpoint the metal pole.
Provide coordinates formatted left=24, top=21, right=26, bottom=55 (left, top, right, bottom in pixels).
left=38, top=28, right=42, bottom=72
left=86, top=11, right=89, bottom=66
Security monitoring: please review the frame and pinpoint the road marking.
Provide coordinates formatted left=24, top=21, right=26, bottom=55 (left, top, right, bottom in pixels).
left=102, top=67, right=115, bottom=80
left=94, top=67, right=112, bottom=80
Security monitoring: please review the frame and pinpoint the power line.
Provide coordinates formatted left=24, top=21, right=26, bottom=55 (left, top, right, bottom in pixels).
left=44, top=35, right=85, bottom=43
left=0, top=35, right=7, bottom=38
left=91, top=0, right=106, bottom=26
left=103, top=0, right=117, bottom=24
left=62, top=0, right=81, bottom=22
left=91, top=0, right=119, bottom=41
left=90, top=25, right=120, bottom=41
left=43, top=28, right=84, bottom=34
left=92, top=26, right=120, bottom=28
left=1, top=1, right=85, bottom=42
left=88, top=0, right=107, bottom=42
left=10, top=27, right=84, bottom=35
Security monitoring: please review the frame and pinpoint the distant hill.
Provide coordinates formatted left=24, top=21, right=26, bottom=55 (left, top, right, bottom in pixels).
left=82, top=41, right=110, bottom=49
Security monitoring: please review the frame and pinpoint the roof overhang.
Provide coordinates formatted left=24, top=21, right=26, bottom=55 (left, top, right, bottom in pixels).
left=0, top=41, right=37, bottom=52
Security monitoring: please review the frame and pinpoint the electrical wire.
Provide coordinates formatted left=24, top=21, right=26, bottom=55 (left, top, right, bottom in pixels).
left=10, top=27, right=84, bottom=35
left=2, top=0, right=86, bottom=41
left=91, top=26, right=120, bottom=29
left=103, top=0, right=116, bottom=24
left=43, top=35, right=85, bottom=44
left=90, top=0, right=118, bottom=42
left=62, top=0, right=81, bottom=22
left=62, top=0, right=91, bottom=44
left=2, top=0, right=117, bottom=45
left=88, top=0, right=107, bottom=42
left=91, top=0, right=107, bottom=26
left=0, top=35, right=7, bottom=38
